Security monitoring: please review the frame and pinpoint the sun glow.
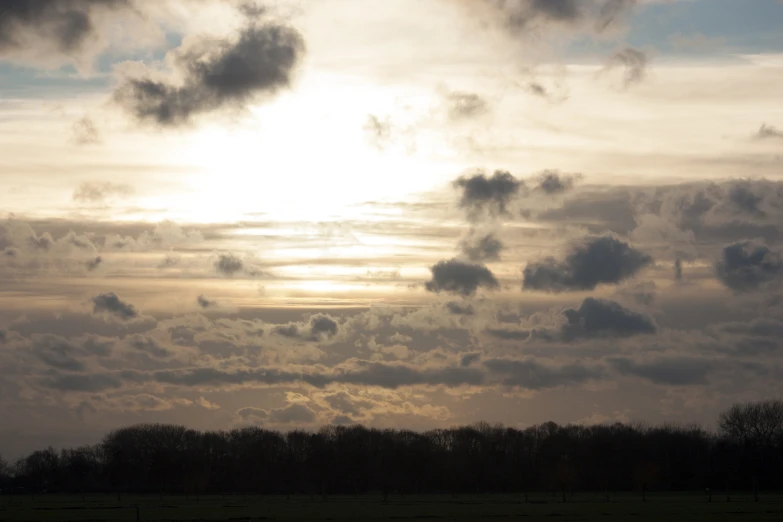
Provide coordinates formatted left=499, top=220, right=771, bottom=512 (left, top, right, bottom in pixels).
left=166, top=73, right=461, bottom=224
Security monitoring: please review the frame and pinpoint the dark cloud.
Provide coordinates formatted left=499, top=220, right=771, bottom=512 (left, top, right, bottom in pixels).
left=41, top=372, right=125, bottom=393
left=755, top=124, right=783, bottom=141
left=610, top=356, right=711, bottom=386
left=719, top=318, right=783, bottom=338
left=310, top=314, right=338, bottom=338
left=460, top=352, right=482, bottom=367
left=460, top=232, right=503, bottom=262
left=483, top=357, right=603, bottom=389
left=674, top=257, right=683, bottom=281
left=715, top=239, right=782, bottom=291
left=270, top=315, right=337, bottom=341
left=214, top=253, right=244, bottom=276
left=86, top=256, right=102, bottom=271
left=607, top=47, right=648, bottom=87
left=523, top=235, right=652, bottom=292
left=483, top=0, right=580, bottom=30
left=197, top=295, right=217, bottom=309
left=71, top=116, right=101, bottom=146
left=114, top=19, right=305, bottom=126
left=425, top=259, right=500, bottom=296
left=473, top=0, right=634, bottom=34
left=446, top=301, right=475, bottom=315
left=335, top=361, right=485, bottom=389
left=454, top=170, right=523, bottom=220
left=0, top=0, right=132, bottom=64
left=446, top=91, right=489, bottom=120
left=43, top=360, right=486, bottom=392
left=31, top=334, right=85, bottom=372
left=91, top=292, right=139, bottom=320
left=273, top=324, right=299, bottom=338
left=534, top=170, right=580, bottom=195
left=128, top=334, right=171, bottom=359
left=485, top=328, right=531, bottom=341
left=728, top=183, right=766, bottom=218
left=595, top=0, right=636, bottom=33
left=536, top=189, right=637, bottom=234
left=324, top=392, right=374, bottom=417
left=72, top=181, right=133, bottom=203
left=561, top=297, right=657, bottom=338
left=528, top=82, right=547, bottom=97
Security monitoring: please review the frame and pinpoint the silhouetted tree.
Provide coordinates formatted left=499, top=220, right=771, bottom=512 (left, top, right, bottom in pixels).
left=4, top=401, right=783, bottom=499
left=719, top=399, right=783, bottom=501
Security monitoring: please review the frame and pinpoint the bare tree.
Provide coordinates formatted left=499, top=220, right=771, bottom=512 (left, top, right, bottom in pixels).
left=718, top=399, right=783, bottom=501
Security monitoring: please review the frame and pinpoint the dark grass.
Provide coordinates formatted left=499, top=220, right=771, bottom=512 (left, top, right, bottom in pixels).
left=2, top=492, right=783, bottom=521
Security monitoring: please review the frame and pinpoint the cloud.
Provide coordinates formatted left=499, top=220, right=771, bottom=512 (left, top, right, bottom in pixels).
left=610, top=356, right=711, bottom=386
left=727, top=183, right=765, bottom=218
left=527, top=82, right=548, bottom=97
left=523, top=235, right=652, bottom=292
left=70, top=116, right=101, bottom=146
left=607, top=46, right=648, bottom=87
left=425, top=259, right=500, bottom=296
left=214, top=253, right=244, bottom=276
left=127, top=334, right=171, bottom=359
left=460, top=232, right=503, bottom=262
left=536, top=189, right=638, bottom=234
left=716, top=239, right=782, bottom=291
left=269, top=402, right=317, bottom=423
left=483, top=357, right=604, bottom=389
left=594, top=0, right=636, bottom=33
left=323, top=391, right=375, bottom=417
left=41, top=372, right=125, bottom=392
left=561, top=297, right=657, bottom=339
left=446, top=91, right=490, bottom=120
left=270, top=314, right=338, bottom=341
left=0, top=0, right=136, bottom=68
left=72, top=182, right=133, bottom=203
left=468, top=0, right=635, bottom=35
left=534, top=170, right=580, bottom=195
left=674, top=257, right=683, bottom=281
left=446, top=302, right=475, bottom=315
left=718, top=318, right=783, bottom=338
left=197, top=396, right=220, bottom=410
left=273, top=324, right=299, bottom=338
left=197, top=295, right=217, bottom=309
left=310, top=314, right=338, bottom=338
left=30, top=334, right=86, bottom=372
left=486, top=328, right=531, bottom=340
left=454, top=170, right=523, bottom=220
left=86, top=256, right=102, bottom=271
left=41, top=358, right=487, bottom=393
left=755, top=124, right=783, bottom=141
left=460, top=352, right=482, bottom=367
left=237, top=402, right=317, bottom=424
left=91, top=292, right=139, bottom=320
left=363, top=114, right=393, bottom=149
left=114, top=17, right=305, bottom=126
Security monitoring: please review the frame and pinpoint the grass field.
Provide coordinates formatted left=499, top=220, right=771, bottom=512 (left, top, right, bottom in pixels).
left=1, top=492, right=783, bottom=521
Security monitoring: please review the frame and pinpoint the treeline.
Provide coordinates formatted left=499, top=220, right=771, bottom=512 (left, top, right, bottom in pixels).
left=1, top=400, right=782, bottom=500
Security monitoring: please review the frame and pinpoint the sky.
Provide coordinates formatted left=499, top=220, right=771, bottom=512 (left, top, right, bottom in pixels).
left=1, top=0, right=783, bottom=458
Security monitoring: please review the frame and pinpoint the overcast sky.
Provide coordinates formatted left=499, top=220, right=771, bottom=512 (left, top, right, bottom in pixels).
left=1, top=0, right=783, bottom=458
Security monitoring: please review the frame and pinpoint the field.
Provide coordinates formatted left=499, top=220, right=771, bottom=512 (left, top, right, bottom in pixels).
left=1, top=492, right=783, bottom=522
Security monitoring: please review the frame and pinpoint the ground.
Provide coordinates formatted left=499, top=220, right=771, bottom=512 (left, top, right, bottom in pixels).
left=1, top=492, right=782, bottom=521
